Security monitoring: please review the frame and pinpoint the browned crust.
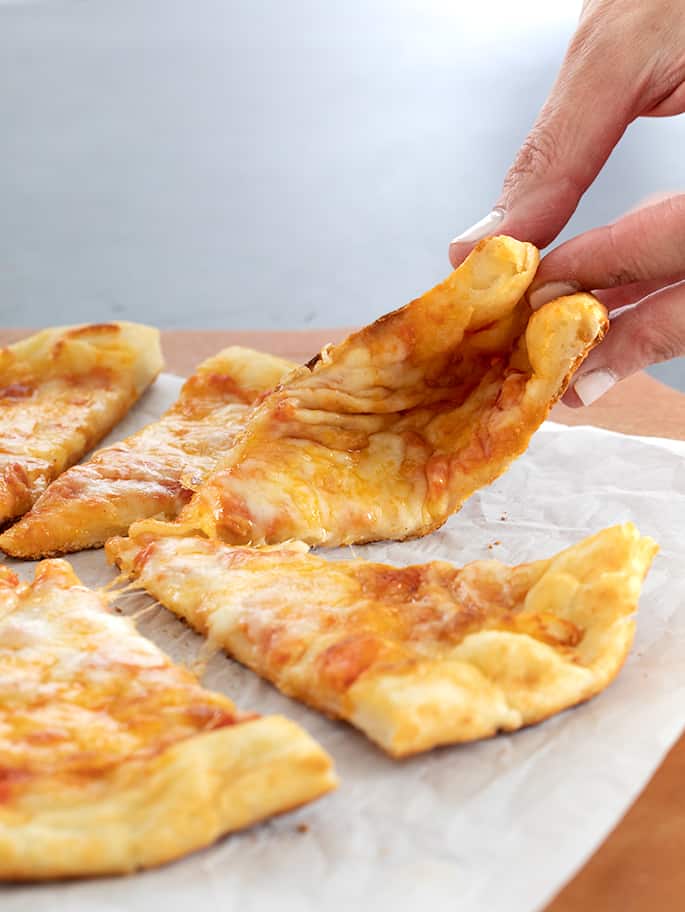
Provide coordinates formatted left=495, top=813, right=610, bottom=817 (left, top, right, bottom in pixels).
left=0, top=560, right=336, bottom=880
left=148, top=239, right=608, bottom=550
left=107, top=525, right=657, bottom=759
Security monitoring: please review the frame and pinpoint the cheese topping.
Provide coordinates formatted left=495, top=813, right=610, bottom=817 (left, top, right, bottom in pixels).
left=141, top=237, right=607, bottom=549
left=0, top=560, right=238, bottom=797
left=108, top=523, right=657, bottom=757
left=0, top=323, right=163, bottom=526
left=0, top=347, right=294, bottom=557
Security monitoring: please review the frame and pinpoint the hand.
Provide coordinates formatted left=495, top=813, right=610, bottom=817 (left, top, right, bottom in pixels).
left=447, top=0, right=685, bottom=404
left=528, top=193, right=685, bottom=406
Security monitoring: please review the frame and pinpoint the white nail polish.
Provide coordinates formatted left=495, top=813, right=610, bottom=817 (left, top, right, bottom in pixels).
left=528, top=281, right=581, bottom=311
left=450, top=207, right=505, bottom=245
left=573, top=369, right=617, bottom=407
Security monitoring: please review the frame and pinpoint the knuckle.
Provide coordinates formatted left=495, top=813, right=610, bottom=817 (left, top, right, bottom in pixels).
left=502, top=124, right=584, bottom=206
left=601, top=222, right=644, bottom=286
left=504, top=129, right=559, bottom=190
left=631, top=319, right=684, bottom=366
left=604, top=266, right=639, bottom=287
left=567, top=16, right=600, bottom=59
left=645, top=59, right=685, bottom=109
left=567, top=7, right=621, bottom=72
left=659, top=193, right=685, bottom=229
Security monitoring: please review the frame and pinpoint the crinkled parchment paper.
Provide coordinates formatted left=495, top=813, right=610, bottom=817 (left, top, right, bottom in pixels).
left=2, top=374, right=684, bottom=912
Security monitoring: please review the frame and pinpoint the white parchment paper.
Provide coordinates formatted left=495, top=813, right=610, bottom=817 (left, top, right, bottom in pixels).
left=2, top=374, right=684, bottom=912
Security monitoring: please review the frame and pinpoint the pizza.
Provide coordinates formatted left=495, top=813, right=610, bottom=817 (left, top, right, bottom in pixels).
left=0, top=559, right=336, bottom=880
left=107, top=523, right=657, bottom=758
left=0, top=323, right=163, bottom=528
left=0, top=346, right=294, bottom=558
left=130, top=236, right=607, bottom=548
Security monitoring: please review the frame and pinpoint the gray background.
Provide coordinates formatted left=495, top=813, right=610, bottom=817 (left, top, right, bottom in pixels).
left=1, top=0, right=683, bottom=389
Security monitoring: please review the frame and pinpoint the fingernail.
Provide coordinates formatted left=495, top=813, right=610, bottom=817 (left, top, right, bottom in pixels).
left=573, top=369, right=617, bottom=407
left=450, top=207, right=506, bottom=245
left=529, top=281, right=581, bottom=311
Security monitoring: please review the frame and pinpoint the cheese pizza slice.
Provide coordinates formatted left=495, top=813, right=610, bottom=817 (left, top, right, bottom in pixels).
left=0, top=346, right=294, bottom=558
left=0, top=559, right=335, bottom=881
left=0, top=322, right=163, bottom=528
left=132, top=236, right=607, bottom=548
left=108, top=523, right=657, bottom=758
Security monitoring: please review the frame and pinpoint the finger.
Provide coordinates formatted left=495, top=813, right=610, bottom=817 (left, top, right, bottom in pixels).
left=562, top=280, right=685, bottom=407
left=536, top=193, right=683, bottom=311
left=594, top=276, right=685, bottom=313
left=626, top=191, right=679, bottom=211
left=528, top=194, right=685, bottom=310
left=449, top=18, right=639, bottom=267
left=643, top=81, right=685, bottom=117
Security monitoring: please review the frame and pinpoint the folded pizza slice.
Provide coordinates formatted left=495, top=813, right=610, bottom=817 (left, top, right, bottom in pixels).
left=0, top=346, right=294, bottom=558
left=108, top=524, right=657, bottom=758
left=0, top=322, right=163, bottom=527
left=0, top=559, right=335, bottom=881
left=134, top=236, right=607, bottom=548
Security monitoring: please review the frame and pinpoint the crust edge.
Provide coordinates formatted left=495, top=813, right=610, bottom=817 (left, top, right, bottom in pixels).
left=0, top=715, right=337, bottom=881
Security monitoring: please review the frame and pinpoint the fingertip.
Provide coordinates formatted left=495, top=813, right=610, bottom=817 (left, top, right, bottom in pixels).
left=450, top=208, right=506, bottom=246
left=448, top=241, right=473, bottom=269
left=528, top=280, right=582, bottom=311
left=560, top=387, right=584, bottom=408
left=572, top=368, right=618, bottom=406
left=449, top=208, right=506, bottom=268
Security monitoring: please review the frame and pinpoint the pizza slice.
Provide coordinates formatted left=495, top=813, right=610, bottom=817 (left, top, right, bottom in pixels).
left=0, top=346, right=294, bottom=558
left=0, top=322, right=163, bottom=528
left=0, top=559, right=336, bottom=881
left=108, top=524, right=657, bottom=758
left=131, top=236, right=607, bottom=548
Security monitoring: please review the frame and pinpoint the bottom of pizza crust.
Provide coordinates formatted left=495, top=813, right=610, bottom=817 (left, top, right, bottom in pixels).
left=107, top=524, right=657, bottom=758
left=0, top=561, right=336, bottom=881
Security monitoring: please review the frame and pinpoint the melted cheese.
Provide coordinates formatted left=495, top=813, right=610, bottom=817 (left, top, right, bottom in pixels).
left=0, top=560, right=238, bottom=786
left=108, top=523, right=657, bottom=757
left=0, top=559, right=336, bottom=880
left=136, top=237, right=607, bottom=548
left=0, top=347, right=294, bottom=557
left=0, top=323, right=163, bottom=527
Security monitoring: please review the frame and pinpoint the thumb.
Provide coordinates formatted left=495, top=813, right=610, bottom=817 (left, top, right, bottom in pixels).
left=449, top=18, right=638, bottom=267
left=564, top=281, right=685, bottom=407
